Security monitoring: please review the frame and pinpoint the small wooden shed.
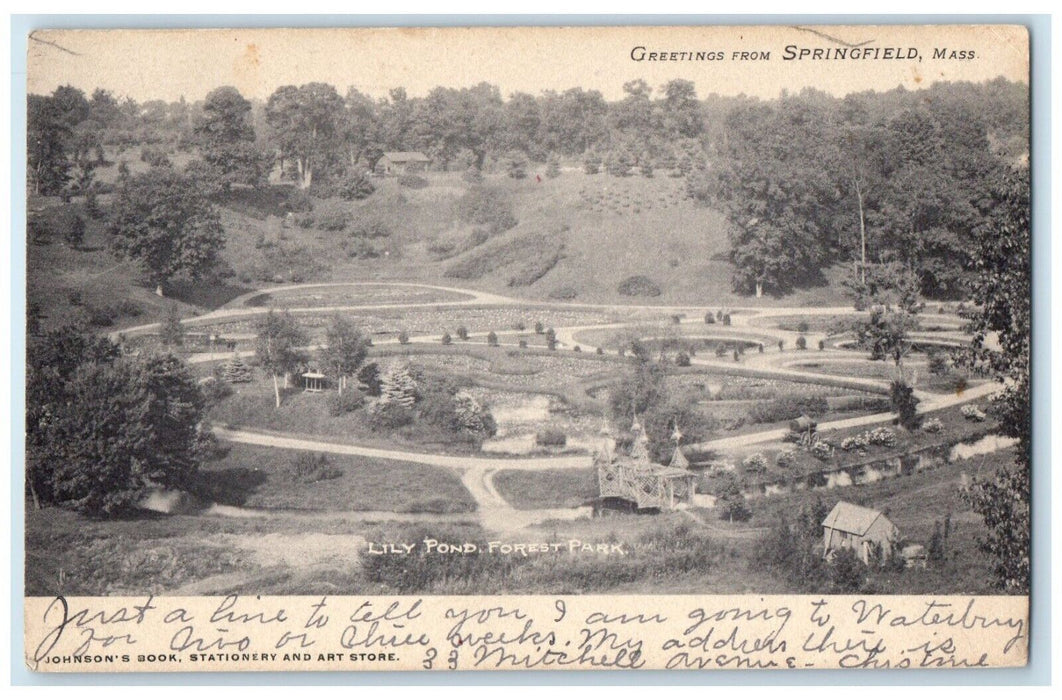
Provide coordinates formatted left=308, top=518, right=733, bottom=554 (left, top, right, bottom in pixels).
left=379, top=151, right=431, bottom=175
left=822, top=501, right=899, bottom=565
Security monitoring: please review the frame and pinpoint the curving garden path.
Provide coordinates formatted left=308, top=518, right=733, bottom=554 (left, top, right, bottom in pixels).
left=117, top=280, right=997, bottom=532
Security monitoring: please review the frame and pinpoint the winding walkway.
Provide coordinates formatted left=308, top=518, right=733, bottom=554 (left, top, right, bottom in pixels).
left=142, top=280, right=996, bottom=532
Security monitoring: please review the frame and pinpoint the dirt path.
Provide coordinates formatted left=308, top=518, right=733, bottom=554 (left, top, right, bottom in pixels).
left=212, top=426, right=591, bottom=471
left=211, top=426, right=594, bottom=531
left=680, top=509, right=769, bottom=539
left=169, top=531, right=368, bottom=595
left=113, top=279, right=961, bottom=340
left=685, top=380, right=1001, bottom=454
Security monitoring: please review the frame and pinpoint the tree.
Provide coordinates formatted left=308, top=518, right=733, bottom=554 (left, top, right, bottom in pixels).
left=416, top=83, right=503, bottom=171
left=927, top=350, right=949, bottom=376
left=660, top=79, right=703, bottom=139
left=960, top=169, right=1030, bottom=593
left=849, top=261, right=923, bottom=372
left=221, top=354, right=254, bottom=383
left=68, top=120, right=104, bottom=195
left=35, top=207, right=84, bottom=248
left=341, top=87, right=381, bottom=168
left=265, top=83, right=344, bottom=189
left=27, top=327, right=205, bottom=516
left=583, top=152, right=602, bottom=175
left=833, top=103, right=890, bottom=284
left=639, top=395, right=707, bottom=463
left=357, top=362, right=382, bottom=396
left=715, top=472, right=751, bottom=522
left=377, top=87, right=414, bottom=154
left=321, top=315, right=369, bottom=394
left=27, top=302, right=43, bottom=337
left=379, top=363, right=420, bottom=408
left=88, top=88, right=123, bottom=131
left=504, top=92, right=543, bottom=157
left=109, top=169, right=224, bottom=296
left=706, top=97, right=842, bottom=297
left=193, top=86, right=270, bottom=190
left=255, top=309, right=308, bottom=408
left=928, top=521, right=946, bottom=563
left=338, top=169, right=375, bottom=200
left=608, top=345, right=669, bottom=427
left=610, top=80, right=656, bottom=150
left=605, top=147, right=634, bottom=177
left=160, top=303, right=185, bottom=347
left=829, top=547, right=867, bottom=593
left=27, top=94, right=70, bottom=196
left=505, top=151, right=528, bottom=179
left=539, top=88, right=609, bottom=156
left=889, top=379, right=921, bottom=431
left=51, top=85, right=90, bottom=130
left=871, top=105, right=1001, bottom=297
left=452, top=390, right=497, bottom=440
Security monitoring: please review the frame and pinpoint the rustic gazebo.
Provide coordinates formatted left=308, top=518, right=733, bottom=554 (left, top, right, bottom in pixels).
left=594, top=419, right=696, bottom=511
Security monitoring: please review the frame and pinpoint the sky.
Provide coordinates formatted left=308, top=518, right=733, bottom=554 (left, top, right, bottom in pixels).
left=26, top=25, right=1029, bottom=103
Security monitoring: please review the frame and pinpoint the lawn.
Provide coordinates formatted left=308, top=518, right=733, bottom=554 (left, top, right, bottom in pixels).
left=24, top=502, right=481, bottom=597
left=25, top=497, right=785, bottom=596
left=353, top=514, right=790, bottom=595
left=242, top=284, right=472, bottom=308
left=785, top=357, right=981, bottom=394
left=26, top=200, right=253, bottom=335
left=205, top=356, right=610, bottom=448
left=26, top=444, right=1014, bottom=596
left=26, top=506, right=258, bottom=596
left=752, top=313, right=868, bottom=334
left=570, top=325, right=777, bottom=353
left=206, top=377, right=492, bottom=455
left=492, top=468, right=599, bottom=510
left=198, top=443, right=477, bottom=514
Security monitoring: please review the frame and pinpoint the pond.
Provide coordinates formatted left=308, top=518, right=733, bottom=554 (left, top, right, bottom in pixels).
left=950, top=433, right=1018, bottom=461
left=737, top=432, right=1016, bottom=502
left=480, top=393, right=598, bottom=455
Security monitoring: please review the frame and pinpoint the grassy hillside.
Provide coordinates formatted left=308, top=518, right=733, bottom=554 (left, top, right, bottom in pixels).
left=26, top=161, right=858, bottom=335
left=458, top=171, right=737, bottom=303
left=26, top=199, right=249, bottom=334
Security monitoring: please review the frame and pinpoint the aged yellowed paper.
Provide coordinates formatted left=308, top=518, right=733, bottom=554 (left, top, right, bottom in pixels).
left=24, top=24, right=1030, bottom=672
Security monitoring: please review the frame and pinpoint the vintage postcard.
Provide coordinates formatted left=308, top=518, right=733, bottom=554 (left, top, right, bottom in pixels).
left=23, top=24, right=1031, bottom=672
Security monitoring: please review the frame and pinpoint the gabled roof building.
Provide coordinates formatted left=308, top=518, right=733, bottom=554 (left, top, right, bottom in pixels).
left=822, top=500, right=900, bottom=564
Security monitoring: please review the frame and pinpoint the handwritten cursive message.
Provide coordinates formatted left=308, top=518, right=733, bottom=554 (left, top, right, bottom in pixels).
left=25, top=595, right=1028, bottom=672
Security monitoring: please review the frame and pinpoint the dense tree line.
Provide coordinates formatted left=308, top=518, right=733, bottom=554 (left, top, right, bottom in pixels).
left=29, top=78, right=1026, bottom=303
left=693, top=82, right=1027, bottom=299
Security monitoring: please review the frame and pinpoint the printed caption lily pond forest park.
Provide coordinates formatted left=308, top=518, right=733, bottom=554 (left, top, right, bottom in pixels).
left=22, top=24, right=1031, bottom=672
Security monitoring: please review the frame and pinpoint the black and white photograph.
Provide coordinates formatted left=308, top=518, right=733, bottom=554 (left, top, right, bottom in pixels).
left=20, top=23, right=1034, bottom=672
